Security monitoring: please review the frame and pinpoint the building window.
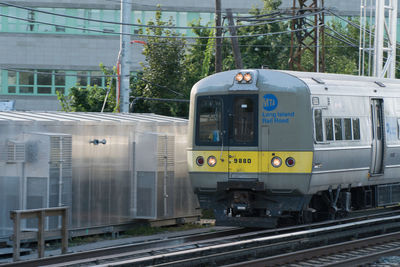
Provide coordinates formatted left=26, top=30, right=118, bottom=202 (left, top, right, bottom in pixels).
left=27, top=10, right=35, bottom=31
left=76, top=71, right=105, bottom=88
left=55, top=70, right=66, bottom=94
left=89, top=71, right=103, bottom=86
left=19, top=71, right=34, bottom=94
left=77, top=71, right=88, bottom=86
left=0, top=7, right=209, bottom=36
left=8, top=71, right=17, bottom=93
left=4, top=69, right=68, bottom=95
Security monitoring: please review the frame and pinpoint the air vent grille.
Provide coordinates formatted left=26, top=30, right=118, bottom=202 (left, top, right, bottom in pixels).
left=6, top=141, right=25, bottom=163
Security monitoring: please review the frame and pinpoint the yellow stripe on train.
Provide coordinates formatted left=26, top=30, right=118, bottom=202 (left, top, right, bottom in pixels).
left=188, top=150, right=313, bottom=173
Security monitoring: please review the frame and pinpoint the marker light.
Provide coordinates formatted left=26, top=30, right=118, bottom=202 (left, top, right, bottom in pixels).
left=243, top=73, right=252, bottom=83
left=235, top=73, right=244, bottom=82
left=271, top=156, right=282, bottom=168
left=196, top=156, right=204, bottom=166
left=207, top=156, right=217, bottom=167
left=286, top=157, right=295, bottom=167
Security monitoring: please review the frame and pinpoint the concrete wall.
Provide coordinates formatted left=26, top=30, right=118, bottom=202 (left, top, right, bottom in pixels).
left=0, top=95, right=60, bottom=111
left=0, top=33, right=144, bottom=70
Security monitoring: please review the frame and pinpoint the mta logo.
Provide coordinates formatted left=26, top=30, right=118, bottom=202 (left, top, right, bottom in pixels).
left=263, top=94, right=278, bottom=111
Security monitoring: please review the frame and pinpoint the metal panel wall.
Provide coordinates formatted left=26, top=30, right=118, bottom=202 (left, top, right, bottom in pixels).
left=0, top=112, right=198, bottom=241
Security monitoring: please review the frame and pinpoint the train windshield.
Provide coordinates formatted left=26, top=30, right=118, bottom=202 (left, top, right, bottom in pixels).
left=232, top=97, right=256, bottom=144
left=196, top=95, right=258, bottom=146
left=197, top=97, right=223, bottom=144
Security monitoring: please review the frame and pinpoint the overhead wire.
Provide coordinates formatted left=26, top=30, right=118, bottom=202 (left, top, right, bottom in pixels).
left=327, top=8, right=400, bottom=49
left=233, top=11, right=282, bottom=20
left=0, top=1, right=324, bottom=31
left=4, top=3, right=398, bottom=71
left=0, top=12, right=322, bottom=39
left=4, top=0, right=400, bottom=52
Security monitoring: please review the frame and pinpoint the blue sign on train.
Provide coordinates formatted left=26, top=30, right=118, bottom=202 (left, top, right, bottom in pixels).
left=263, top=94, right=278, bottom=111
left=262, top=94, right=295, bottom=124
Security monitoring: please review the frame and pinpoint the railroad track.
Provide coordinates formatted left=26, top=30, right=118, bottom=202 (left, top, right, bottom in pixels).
left=2, top=207, right=400, bottom=267
left=227, top=231, right=400, bottom=266
left=91, top=215, right=400, bottom=267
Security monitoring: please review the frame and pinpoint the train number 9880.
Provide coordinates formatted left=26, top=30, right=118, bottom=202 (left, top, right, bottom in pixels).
left=233, top=158, right=252, bottom=164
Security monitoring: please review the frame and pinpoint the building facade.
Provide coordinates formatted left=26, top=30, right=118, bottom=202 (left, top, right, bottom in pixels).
left=0, top=0, right=367, bottom=110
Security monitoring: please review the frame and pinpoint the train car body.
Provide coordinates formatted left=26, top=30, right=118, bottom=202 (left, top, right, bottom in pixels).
left=188, top=69, right=400, bottom=227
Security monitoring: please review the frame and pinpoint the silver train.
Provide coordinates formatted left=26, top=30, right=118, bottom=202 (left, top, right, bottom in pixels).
left=187, top=69, right=400, bottom=227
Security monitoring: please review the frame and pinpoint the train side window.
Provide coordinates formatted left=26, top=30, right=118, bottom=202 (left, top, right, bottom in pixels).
left=353, top=118, right=360, bottom=140
left=314, top=109, right=323, bottom=142
left=334, top=118, right=343, bottom=140
left=325, top=118, right=334, bottom=141
left=344, top=118, right=352, bottom=140
left=196, top=97, right=223, bottom=145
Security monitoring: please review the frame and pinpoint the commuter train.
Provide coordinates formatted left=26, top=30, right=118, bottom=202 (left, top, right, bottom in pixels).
left=187, top=69, right=400, bottom=227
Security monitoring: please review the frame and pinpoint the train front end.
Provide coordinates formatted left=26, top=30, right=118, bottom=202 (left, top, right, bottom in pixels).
left=188, top=69, right=314, bottom=227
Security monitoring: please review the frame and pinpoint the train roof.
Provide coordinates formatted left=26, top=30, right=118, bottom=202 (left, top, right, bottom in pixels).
left=283, top=70, right=400, bottom=97
left=191, top=69, right=400, bottom=98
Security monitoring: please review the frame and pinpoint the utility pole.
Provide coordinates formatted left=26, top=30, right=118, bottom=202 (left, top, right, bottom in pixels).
left=119, top=0, right=132, bottom=113
left=226, top=9, right=243, bottom=69
left=215, top=0, right=222, bottom=73
left=372, top=0, right=397, bottom=78
left=289, top=0, right=325, bottom=72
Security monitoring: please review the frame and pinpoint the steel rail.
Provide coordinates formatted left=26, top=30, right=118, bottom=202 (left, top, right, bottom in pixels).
left=3, top=207, right=400, bottom=267
left=0, top=227, right=250, bottom=267
left=91, top=214, right=400, bottom=266
left=225, top=231, right=400, bottom=266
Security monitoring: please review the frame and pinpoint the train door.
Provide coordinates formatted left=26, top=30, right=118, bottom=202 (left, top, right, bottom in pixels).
left=370, top=99, right=384, bottom=175
left=226, top=95, right=258, bottom=179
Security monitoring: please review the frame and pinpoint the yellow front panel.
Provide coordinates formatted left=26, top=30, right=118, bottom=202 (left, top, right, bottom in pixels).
left=227, top=151, right=260, bottom=173
left=188, top=150, right=313, bottom=173
left=189, top=150, right=229, bottom=172
left=261, top=151, right=313, bottom=173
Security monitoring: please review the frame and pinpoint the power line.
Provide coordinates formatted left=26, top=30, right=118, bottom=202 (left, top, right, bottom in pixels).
left=0, top=1, right=324, bottom=31
left=234, top=11, right=282, bottom=20
left=0, top=12, right=322, bottom=39
left=327, top=9, right=400, bottom=49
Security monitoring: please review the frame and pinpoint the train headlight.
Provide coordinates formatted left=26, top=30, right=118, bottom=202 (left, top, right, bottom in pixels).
left=235, top=73, right=244, bottom=82
left=207, top=156, right=217, bottom=167
left=243, top=73, right=252, bottom=83
left=196, top=156, right=204, bottom=166
left=285, top=157, right=295, bottom=167
left=271, top=156, right=282, bottom=168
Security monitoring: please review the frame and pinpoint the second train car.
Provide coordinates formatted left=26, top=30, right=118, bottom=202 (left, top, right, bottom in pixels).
left=187, top=69, right=400, bottom=227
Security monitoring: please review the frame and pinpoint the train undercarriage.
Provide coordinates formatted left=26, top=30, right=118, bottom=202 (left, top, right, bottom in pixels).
left=197, top=181, right=400, bottom=228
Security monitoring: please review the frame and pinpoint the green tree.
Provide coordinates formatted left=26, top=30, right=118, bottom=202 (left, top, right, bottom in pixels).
left=324, top=18, right=360, bottom=74
left=57, top=64, right=117, bottom=112
left=235, top=0, right=291, bottom=70
left=299, top=17, right=360, bottom=74
left=183, top=19, right=222, bottom=87
left=135, top=7, right=188, bottom=117
left=185, top=0, right=290, bottom=76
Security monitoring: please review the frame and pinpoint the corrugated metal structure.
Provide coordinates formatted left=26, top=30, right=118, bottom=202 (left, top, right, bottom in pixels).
left=0, top=112, right=198, bottom=239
